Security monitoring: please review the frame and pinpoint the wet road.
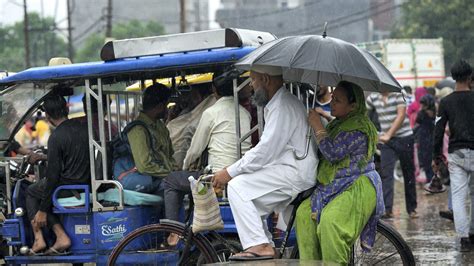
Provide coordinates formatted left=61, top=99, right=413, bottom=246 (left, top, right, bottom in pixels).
left=387, top=181, right=473, bottom=264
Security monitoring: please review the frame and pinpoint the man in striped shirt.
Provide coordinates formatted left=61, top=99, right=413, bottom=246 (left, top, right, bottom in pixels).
left=366, top=92, right=418, bottom=219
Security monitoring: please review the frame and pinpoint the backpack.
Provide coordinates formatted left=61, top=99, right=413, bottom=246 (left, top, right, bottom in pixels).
left=111, top=120, right=154, bottom=161
left=111, top=121, right=159, bottom=191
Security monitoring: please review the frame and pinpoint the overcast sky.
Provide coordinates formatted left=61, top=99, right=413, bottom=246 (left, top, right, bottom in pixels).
left=0, top=0, right=221, bottom=29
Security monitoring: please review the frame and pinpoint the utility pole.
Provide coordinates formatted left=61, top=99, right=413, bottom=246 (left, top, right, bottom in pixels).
left=106, top=0, right=113, bottom=38
left=195, top=0, right=201, bottom=31
left=23, top=0, right=30, bottom=68
left=180, top=0, right=186, bottom=33
left=67, top=0, right=74, bottom=60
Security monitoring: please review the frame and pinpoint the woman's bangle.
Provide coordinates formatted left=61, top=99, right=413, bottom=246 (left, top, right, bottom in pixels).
left=315, top=129, right=328, bottom=143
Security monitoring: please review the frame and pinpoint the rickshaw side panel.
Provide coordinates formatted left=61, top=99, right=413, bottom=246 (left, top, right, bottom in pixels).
left=62, top=205, right=161, bottom=254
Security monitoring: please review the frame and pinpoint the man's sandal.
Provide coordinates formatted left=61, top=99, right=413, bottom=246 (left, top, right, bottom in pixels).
left=229, top=251, right=273, bottom=261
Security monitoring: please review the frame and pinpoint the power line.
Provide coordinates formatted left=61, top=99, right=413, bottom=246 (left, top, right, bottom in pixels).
left=281, top=1, right=395, bottom=35
left=204, top=0, right=325, bottom=24
left=109, top=1, right=325, bottom=26
left=7, top=0, right=23, bottom=7
left=73, top=16, right=105, bottom=42
left=280, top=2, right=403, bottom=36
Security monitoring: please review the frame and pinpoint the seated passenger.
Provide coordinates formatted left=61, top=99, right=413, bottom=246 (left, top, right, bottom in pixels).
left=212, top=66, right=318, bottom=260
left=167, top=83, right=216, bottom=169
left=296, top=81, right=384, bottom=264
left=25, top=94, right=90, bottom=256
left=163, top=70, right=252, bottom=245
left=115, top=84, right=175, bottom=194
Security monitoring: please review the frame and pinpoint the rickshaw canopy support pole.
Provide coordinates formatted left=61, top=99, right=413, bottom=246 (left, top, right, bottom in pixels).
left=85, top=79, right=124, bottom=212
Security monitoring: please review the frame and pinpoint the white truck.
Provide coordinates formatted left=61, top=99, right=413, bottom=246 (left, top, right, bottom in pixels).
left=358, top=38, right=445, bottom=89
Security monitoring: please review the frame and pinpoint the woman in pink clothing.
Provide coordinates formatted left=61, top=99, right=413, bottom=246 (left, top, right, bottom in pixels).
left=407, top=87, right=428, bottom=128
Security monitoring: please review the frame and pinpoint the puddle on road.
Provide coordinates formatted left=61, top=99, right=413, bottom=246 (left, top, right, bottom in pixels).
left=386, top=182, right=474, bottom=264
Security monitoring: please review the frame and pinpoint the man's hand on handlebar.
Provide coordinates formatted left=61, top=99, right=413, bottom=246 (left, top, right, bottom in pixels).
left=212, top=169, right=232, bottom=190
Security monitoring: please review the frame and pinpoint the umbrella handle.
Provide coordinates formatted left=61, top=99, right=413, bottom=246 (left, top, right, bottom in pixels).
left=293, top=129, right=311, bottom=160
left=294, top=82, right=318, bottom=160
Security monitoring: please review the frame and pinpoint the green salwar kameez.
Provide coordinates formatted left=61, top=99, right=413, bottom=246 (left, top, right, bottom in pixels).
left=296, top=83, right=381, bottom=264
left=296, top=175, right=376, bottom=264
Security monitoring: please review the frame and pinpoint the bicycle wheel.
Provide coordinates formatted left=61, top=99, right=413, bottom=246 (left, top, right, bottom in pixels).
left=290, top=220, right=415, bottom=265
left=107, top=223, right=219, bottom=266
left=197, top=237, right=242, bottom=264
left=350, top=220, right=415, bottom=265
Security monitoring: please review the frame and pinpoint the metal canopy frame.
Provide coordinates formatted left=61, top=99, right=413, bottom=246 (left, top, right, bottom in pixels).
left=85, top=79, right=124, bottom=212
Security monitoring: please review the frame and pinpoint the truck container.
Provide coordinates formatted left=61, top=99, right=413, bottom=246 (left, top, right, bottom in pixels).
left=358, top=38, right=445, bottom=88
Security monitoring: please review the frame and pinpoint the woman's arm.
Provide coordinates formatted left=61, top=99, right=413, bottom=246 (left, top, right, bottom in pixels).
left=318, top=131, right=367, bottom=164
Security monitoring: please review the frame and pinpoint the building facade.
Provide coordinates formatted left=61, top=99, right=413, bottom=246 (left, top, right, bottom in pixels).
left=71, top=0, right=209, bottom=48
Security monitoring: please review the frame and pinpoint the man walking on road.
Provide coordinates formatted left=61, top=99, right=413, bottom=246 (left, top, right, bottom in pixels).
left=433, top=60, right=474, bottom=252
left=366, top=90, right=418, bottom=219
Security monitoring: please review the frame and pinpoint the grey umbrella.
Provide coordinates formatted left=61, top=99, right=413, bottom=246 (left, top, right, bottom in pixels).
left=235, top=34, right=402, bottom=92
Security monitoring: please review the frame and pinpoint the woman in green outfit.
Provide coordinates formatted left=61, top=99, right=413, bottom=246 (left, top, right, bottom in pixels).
left=296, top=80, right=384, bottom=264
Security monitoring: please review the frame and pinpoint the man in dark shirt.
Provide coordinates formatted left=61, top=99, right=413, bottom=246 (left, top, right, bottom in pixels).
left=25, top=94, right=90, bottom=255
left=433, top=59, right=474, bottom=252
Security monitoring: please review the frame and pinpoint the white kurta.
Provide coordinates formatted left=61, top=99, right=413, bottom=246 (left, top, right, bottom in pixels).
left=226, top=87, right=318, bottom=249
left=183, top=96, right=252, bottom=172
left=227, top=87, right=318, bottom=206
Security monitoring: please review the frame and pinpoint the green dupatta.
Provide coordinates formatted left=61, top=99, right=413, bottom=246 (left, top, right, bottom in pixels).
left=316, top=85, right=378, bottom=185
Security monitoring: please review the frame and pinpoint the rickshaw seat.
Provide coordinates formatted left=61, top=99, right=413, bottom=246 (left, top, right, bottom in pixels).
left=53, top=188, right=163, bottom=213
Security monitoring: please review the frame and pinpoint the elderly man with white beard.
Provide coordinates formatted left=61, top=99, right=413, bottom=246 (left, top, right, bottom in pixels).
left=212, top=66, right=318, bottom=261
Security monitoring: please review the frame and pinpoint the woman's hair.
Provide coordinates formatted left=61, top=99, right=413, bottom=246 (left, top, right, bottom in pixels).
left=336, top=80, right=360, bottom=104
left=420, top=94, right=436, bottom=112
left=42, top=94, right=69, bottom=119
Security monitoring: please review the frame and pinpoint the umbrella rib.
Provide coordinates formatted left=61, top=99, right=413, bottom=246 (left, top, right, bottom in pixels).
left=288, top=36, right=311, bottom=66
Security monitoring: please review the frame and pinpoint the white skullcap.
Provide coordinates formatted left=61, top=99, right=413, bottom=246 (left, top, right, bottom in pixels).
left=250, top=65, right=283, bottom=76
left=436, top=87, right=454, bottom=99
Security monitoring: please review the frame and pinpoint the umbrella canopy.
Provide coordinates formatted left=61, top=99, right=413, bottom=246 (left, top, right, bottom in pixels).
left=235, top=35, right=402, bottom=92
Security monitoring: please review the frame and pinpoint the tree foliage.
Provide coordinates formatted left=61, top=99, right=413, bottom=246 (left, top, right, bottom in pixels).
left=392, top=0, right=474, bottom=72
left=0, top=13, right=68, bottom=72
left=75, top=20, right=165, bottom=63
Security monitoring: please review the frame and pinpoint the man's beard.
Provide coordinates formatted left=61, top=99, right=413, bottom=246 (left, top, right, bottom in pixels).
left=251, top=87, right=269, bottom=107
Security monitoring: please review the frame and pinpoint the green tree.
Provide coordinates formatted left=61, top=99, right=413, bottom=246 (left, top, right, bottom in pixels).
left=392, top=0, right=474, bottom=73
left=0, top=13, right=68, bottom=72
left=75, top=20, right=165, bottom=63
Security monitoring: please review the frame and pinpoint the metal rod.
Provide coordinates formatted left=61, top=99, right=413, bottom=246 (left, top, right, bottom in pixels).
left=133, top=94, right=139, bottom=118
left=257, top=106, right=264, bottom=138
left=125, top=93, right=130, bottom=123
left=297, top=83, right=301, bottom=100
left=97, top=79, right=109, bottom=181
left=85, top=79, right=97, bottom=182
left=116, top=94, right=122, bottom=131
left=233, top=78, right=242, bottom=159
left=106, top=94, right=112, bottom=141
left=240, top=125, right=258, bottom=143
left=4, top=162, right=11, bottom=215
